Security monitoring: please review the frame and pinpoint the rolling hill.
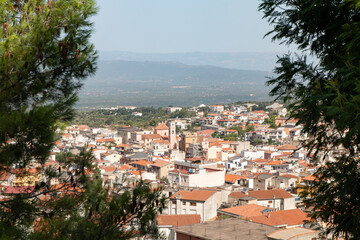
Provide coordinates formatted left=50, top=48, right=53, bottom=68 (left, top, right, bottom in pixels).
left=78, top=60, right=273, bottom=107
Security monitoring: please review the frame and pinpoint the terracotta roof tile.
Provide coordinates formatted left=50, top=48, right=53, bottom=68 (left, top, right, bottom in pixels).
left=247, top=189, right=293, bottom=199
left=196, top=130, right=215, bottom=136
left=104, top=166, right=116, bottom=173
left=130, top=160, right=153, bottom=167
left=170, top=190, right=216, bottom=202
left=3, top=186, right=34, bottom=194
left=302, top=175, right=317, bottom=181
left=249, top=209, right=310, bottom=227
left=142, top=134, right=162, bottom=140
left=153, top=139, right=169, bottom=144
left=280, top=174, right=299, bottom=179
left=157, top=214, right=200, bottom=227
left=154, top=123, right=169, bottom=130
left=276, top=144, right=297, bottom=150
left=151, top=160, right=171, bottom=168
left=225, top=174, right=247, bottom=183
left=219, top=204, right=271, bottom=218
left=228, top=191, right=246, bottom=199
left=96, top=138, right=115, bottom=143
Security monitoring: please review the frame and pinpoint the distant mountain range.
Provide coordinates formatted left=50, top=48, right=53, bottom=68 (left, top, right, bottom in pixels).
left=98, top=51, right=283, bottom=71
left=78, top=60, right=274, bottom=108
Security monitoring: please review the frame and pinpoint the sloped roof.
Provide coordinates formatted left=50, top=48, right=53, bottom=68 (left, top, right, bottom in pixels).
left=170, top=190, right=216, bottom=202
left=225, top=174, right=247, bottom=183
left=104, top=166, right=117, bottom=173
left=263, top=160, right=285, bottom=166
left=280, top=174, right=299, bottom=179
left=249, top=209, right=310, bottom=227
left=219, top=204, right=271, bottom=218
left=228, top=191, right=246, bottom=199
left=267, top=227, right=318, bottom=240
left=154, top=123, right=169, bottom=130
left=302, top=175, right=317, bottom=182
left=157, top=214, right=200, bottom=227
left=131, top=160, right=153, bottom=167
left=117, top=164, right=134, bottom=171
left=153, top=139, right=169, bottom=144
left=276, top=144, right=297, bottom=150
left=151, top=160, right=171, bottom=168
left=247, top=189, right=293, bottom=199
left=96, top=138, right=115, bottom=143
left=142, top=134, right=162, bottom=140
left=3, top=186, right=34, bottom=194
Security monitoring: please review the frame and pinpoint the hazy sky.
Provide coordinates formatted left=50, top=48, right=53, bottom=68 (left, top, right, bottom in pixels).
left=91, top=0, right=293, bottom=53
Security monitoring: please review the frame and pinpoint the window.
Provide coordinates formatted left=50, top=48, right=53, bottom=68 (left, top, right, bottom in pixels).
left=268, top=200, right=272, bottom=203
left=183, top=201, right=186, bottom=206
left=190, top=202, right=196, bottom=206
left=172, top=200, right=176, bottom=205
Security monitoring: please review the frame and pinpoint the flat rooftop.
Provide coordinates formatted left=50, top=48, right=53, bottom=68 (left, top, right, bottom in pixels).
left=172, top=218, right=278, bottom=240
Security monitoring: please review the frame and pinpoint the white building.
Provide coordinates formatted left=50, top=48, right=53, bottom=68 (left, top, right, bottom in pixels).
left=169, top=190, right=220, bottom=221
left=168, top=161, right=225, bottom=188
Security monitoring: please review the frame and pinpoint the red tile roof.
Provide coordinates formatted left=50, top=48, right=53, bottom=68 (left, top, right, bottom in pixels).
left=249, top=209, right=310, bottom=227
left=151, top=160, right=171, bottom=168
left=247, top=189, right=293, bottom=199
left=117, top=164, right=134, bottom=171
left=276, top=144, right=297, bottom=150
left=157, top=214, right=200, bottom=227
left=170, top=190, right=216, bottom=202
left=280, top=174, right=299, bottom=179
left=153, top=139, right=170, bottom=144
left=196, top=130, right=215, bottom=136
left=228, top=191, right=246, bottom=199
left=3, top=186, right=34, bottom=194
left=96, top=138, right=115, bottom=143
left=154, top=123, right=169, bottom=130
left=104, top=166, right=117, bottom=173
left=225, top=174, right=247, bottom=184
left=142, top=134, right=162, bottom=140
left=219, top=204, right=271, bottom=218
left=302, top=175, right=317, bottom=182
left=131, top=160, right=154, bottom=167
left=263, top=160, right=284, bottom=166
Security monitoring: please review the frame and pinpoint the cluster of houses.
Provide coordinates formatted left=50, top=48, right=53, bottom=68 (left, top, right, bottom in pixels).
left=0, top=102, right=327, bottom=239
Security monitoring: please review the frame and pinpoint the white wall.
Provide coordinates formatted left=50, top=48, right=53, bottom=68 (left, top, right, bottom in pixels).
left=188, top=169, right=225, bottom=188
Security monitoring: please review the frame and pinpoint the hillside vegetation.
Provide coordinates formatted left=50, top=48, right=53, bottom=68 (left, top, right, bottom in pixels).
left=78, top=60, right=273, bottom=107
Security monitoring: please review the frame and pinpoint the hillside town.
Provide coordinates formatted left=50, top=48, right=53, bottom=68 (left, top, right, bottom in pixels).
left=1, top=102, right=325, bottom=239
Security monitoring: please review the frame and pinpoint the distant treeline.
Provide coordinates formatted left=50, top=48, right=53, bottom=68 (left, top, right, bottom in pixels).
left=72, top=101, right=274, bottom=128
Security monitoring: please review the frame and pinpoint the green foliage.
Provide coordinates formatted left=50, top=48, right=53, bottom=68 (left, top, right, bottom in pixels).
left=263, top=115, right=277, bottom=129
left=0, top=1, right=167, bottom=239
left=211, top=131, right=242, bottom=141
left=230, top=126, right=245, bottom=136
left=260, top=0, right=360, bottom=238
left=245, top=125, right=255, bottom=132
left=300, top=156, right=360, bottom=239
left=73, top=107, right=171, bottom=128
left=169, top=109, right=195, bottom=118
left=31, top=172, right=166, bottom=240
left=0, top=0, right=97, bottom=167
